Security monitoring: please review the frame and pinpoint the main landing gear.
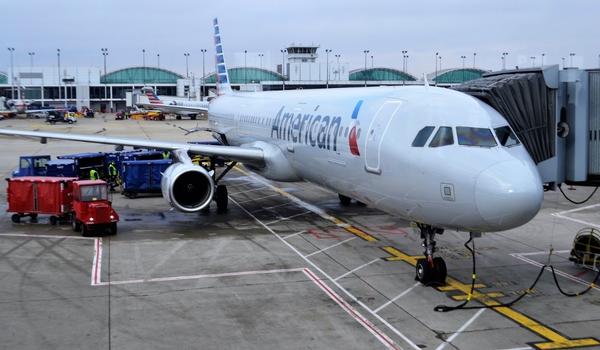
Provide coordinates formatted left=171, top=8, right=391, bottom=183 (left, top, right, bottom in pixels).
left=415, top=223, right=447, bottom=286
left=204, top=159, right=237, bottom=213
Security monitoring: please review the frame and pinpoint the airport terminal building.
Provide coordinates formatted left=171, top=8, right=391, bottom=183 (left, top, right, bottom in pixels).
left=0, top=45, right=488, bottom=111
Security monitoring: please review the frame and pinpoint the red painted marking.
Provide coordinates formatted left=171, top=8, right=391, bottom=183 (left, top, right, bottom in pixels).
left=307, top=228, right=342, bottom=240
left=349, top=126, right=360, bottom=156
left=93, top=239, right=101, bottom=285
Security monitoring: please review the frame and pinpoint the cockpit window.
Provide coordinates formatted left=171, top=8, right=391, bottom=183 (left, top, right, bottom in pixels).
left=494, top=126, right=520, bottom=147
left=412, top=126, right=435, bottom=147
left=456, top=127, right=497, bottom=147
left=429, top=127, right=454, bottom=147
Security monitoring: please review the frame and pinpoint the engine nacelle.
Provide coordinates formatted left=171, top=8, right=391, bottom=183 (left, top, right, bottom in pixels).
left=161, top=162, right=215, bottom=212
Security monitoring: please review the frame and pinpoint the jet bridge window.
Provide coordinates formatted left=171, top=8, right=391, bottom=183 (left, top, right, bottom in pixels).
left=412, top=126, right=435, bottom=147
left=456, top=127, right=497, bottom=147
left=429, top=127, right=454, bottom=147
left=494, top=126, right=520, bottom=147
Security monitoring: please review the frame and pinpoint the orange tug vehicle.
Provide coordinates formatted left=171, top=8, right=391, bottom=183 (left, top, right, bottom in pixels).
left=6, top=177, right=119, bottom=236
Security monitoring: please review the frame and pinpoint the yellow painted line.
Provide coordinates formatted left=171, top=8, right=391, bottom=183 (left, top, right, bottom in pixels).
left=381, top=246, right=600, bottom=349
left=438, top=283, right=486, bottom=291
left=451, top=292, right=504, bottom=301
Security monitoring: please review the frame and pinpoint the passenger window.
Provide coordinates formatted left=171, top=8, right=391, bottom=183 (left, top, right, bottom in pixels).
left=429, top=127, right=454, bottom=147
left=412, top=126, right=435, bottom=147
left=457, top=127, right=497, bottom=147
left=494, top=126, right=520, bottom=147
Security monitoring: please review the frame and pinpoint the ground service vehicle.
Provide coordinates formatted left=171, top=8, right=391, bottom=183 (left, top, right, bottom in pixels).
left=6, top=177, right=119, bottom=236
left=12, top=155, right=50, bottom=177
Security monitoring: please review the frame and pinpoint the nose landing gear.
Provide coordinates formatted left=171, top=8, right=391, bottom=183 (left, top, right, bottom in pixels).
left=415, top=223, right=447, bottom=286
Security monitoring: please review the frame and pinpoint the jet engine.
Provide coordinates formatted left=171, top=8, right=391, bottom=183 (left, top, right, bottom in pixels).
left=161, top=162, right=215, bottom=212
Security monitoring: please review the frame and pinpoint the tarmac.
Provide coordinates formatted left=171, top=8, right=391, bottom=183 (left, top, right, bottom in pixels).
left=0, top=114, right=599, bottom=350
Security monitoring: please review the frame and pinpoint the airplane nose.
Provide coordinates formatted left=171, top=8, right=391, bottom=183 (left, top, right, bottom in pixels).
left=475, top=160, right=543, bottom=231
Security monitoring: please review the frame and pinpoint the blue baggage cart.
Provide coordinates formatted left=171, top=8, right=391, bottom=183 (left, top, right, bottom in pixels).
left=121, top=159, right=172, bottom=198
left=45, top=159, right=78, bottom=177
left=57, top=152, right=106, bottom=179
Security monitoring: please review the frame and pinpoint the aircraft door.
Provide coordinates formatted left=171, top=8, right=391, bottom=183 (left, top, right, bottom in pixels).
left=364, top=101, right=402, bottom=174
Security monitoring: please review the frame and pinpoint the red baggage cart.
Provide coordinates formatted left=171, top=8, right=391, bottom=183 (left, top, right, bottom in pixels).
left=6, top=176, right=77, bottom=225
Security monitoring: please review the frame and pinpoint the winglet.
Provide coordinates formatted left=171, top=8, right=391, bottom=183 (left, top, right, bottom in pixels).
left=213, top=18, right=232, bottom=95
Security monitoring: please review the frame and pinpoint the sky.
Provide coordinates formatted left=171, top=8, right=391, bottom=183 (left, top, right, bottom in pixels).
left=1, top=0, right=598, bottom=77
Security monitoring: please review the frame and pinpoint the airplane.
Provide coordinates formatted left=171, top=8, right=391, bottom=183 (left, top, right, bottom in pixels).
left=136, top=87, right=209, bottom=120
left=0, top=18, right=543, bottom=286
left=0, top=96, right=65, bottom=119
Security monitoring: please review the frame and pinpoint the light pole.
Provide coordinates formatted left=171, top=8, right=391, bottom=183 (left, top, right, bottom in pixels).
left=561, top=57, right=566, bottom=69
left=435, top=52, right=439, bottom=86
left=473, top=52, right=477, bottom=68
left=101, top=48, right=108, bottom=101
left=370, top=55, right=374, bottom=68
left=501, top=52, right=508, bottom=70
left=57, top=48, right=62, bottom=104
left=401, top=50, right=407, bottom=72
left=200, top=49, right=206, bottom=100
left=325, top=49, right=331, bottom=88
left=569, top=53, right=575, bottom=68
left=157, top=53, right=160, bottom=68
left=363, top=50, right=369, bottom=87
left=8, top=48, right=15, bottom=99
left=258, top=53, right=264, bottom=70
left=142, top=49, right=146, bottom=85
left=244, top=50, right=247, bottom=84
left=28, top=52, right=35, bottom=72
left=541, top=53, right=545, bottom=66
left=335, top=54, right=341, bottom=80
left=461, top=55, right=466, bottom=82
left=530, top=56, right=536, bottom=67
left=281, top=49, right=286, bottom=90
left=184, top=52, right=189, bottom=78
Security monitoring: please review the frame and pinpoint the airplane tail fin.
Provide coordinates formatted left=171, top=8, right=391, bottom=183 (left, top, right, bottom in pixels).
left=142, top=87, right=163, bottom=105
left=213, top=18, right=232, bottom=95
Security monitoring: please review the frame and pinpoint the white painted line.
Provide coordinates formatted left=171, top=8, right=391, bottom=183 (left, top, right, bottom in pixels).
left=264, top=210, right=311, bottom=226
left=97, top=268, right=305, bottom=286
left=373, top=283, right=420, bottom=314
left=305, top=237, right=356, bottom=258
left=303, top=268, right=401, bottom=350
left=236, top=193, right=280, bottom=204
left=334, top=258, right=380, bottom=281
left=261, top=202, right=293, bottom=211
left=229, top=186, right=267, bottom=195
left=230, top=196, right=422, bottom=350
left=495, top=347, right=533, bottom=350
left=91, top=238, right=103, bottom=286
left=552, top=203, right=600, bottom=229
left=515, top=250, right=569, bottom=257
left=0, top=233, right=94, bottom=240
left=510, top=253, right=600, bottom=292
left=282, top=230, right=306, bottom=240
left=434, top=309, right=486, bottom=350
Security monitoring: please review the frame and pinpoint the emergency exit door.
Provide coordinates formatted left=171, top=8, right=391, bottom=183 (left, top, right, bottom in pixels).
left=364, top=101, right=403, bottom=174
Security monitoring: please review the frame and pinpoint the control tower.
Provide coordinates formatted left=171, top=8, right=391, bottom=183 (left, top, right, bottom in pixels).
left=286, top=44, right=319, bottom=62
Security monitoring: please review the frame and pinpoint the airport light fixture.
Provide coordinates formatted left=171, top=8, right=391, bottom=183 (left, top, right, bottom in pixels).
left=370, top=55, right=374, bottom=68
left=8, top=47, right=15, bottom=99
left=461, top=55, right=466, bottom=82
left=325, top=49, right=332, bottom=88
left=438, top=55, right=442, bottom=73
left=57, top=49, right=62, bottom=104
left=280, top=49, right=286, bottom=90
left=435, top=52, right=439, bottom=86
left=28, top=52, right=35, bottom=72
left=541, top=53, right=545, bottom=66
left=101, top=48, right=108, bottom=99
left=363, top=50, right=370, bottom=87
left=401, top=50, right=408, bottom=85
left=201, top=49, right=207, bottom=100
left=244, top=50, right=247, bottom=84
left=157, top=53, right=160, bottom=68
left=335, top=54, right=341, bottom=80
left=569, top=53, right=576, bottom=68
left=258, top=53, right=264, bottom=70
left=530, top=56, right=536, bottom=67
left=501, top=52, right=508, bottom=70
left=561, top=57, right=566, bottom=69
left=142, top=49, right=147, bottom=85
left=184, top=52, right=190, bottom=78
left=473, top=52, right=477, bottom=68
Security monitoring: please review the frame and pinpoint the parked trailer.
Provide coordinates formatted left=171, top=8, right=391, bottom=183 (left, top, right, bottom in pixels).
left=46, top=159, right=77, bottom=177
left=12, top=155, right=51, bottom=177
left=57, top=152, right=106, bottom=179
left=121, top=159, right=172, bottom=198
left=6, top=176, right=77, bottom=224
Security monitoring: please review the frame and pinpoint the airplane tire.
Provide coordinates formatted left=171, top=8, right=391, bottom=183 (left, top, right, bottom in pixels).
left=108, top=223, right=118, bottom=235
left=49, top=216, right=58, bottom=226
left=190, top=115, right=197, bottom=120
left=176, top=115, right=182, bottom=120
left=81, top=225, right=91, bottom=237
left=433, top=257, right=447, bottom=284
left=72, top=218, right=82, bottom=232
left=215, top=185, right=228, bottom=213
left=415, top=258, right=434, bottom=285
left=339, top=194, right=351, bottom=206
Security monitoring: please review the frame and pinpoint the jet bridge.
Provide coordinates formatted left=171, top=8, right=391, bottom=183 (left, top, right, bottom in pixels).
left=453, top=65, right=599, bottom=188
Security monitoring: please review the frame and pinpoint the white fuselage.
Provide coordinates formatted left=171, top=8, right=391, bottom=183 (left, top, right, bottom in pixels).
left=209, top=86, right=543, bottom=233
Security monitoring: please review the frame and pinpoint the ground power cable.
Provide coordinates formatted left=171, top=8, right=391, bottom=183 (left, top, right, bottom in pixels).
left=434, top=238, right=600, bottom=313
left=558, top=184, right=599, bottom=205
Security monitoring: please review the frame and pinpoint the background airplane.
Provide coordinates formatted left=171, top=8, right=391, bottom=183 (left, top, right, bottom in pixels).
left=136, top=87, right=209, bottom=120
left=0, top=18, right=543, bottom=286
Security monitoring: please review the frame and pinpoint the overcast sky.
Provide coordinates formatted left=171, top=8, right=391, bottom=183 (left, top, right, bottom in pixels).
left=1, top=0, right=598, bottom=77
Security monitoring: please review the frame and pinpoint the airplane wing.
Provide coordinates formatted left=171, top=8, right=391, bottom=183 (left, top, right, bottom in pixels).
left=0, top=128, right=264, bottom=167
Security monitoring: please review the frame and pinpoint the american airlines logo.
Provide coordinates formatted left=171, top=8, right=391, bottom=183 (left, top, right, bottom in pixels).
left=270, top=100, right=363, bottom=154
